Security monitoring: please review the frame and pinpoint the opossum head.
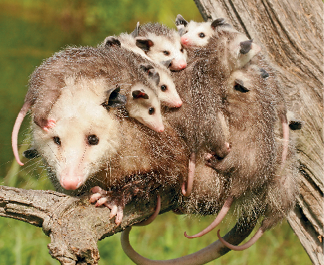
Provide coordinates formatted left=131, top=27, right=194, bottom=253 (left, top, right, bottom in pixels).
left=32, top=76, right=121, bottom=191
left=200, top=31, right=261, bottom=74
left=176, top=14, right=231, bottom=48
left=140, top=64, right=182, bottom=108
left=126, top=83, right=164, bottom=132
left=135, top=23, right=187, bottom=71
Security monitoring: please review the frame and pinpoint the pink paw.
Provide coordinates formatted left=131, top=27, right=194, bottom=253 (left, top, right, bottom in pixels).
left=90, top=186, right=124, bottom=226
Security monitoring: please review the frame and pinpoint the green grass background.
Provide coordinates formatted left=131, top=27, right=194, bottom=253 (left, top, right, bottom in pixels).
left=0, top=0, right=310, bottom=264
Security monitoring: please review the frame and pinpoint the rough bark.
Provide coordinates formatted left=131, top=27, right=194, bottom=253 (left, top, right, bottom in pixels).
left=193, top=0, right=323, bottom=264
left=0, top=185, right=177, bottom=265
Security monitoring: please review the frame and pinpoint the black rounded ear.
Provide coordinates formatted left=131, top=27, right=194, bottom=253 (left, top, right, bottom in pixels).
left=23, top=148, right=39, bottom=159
left=175, top=14, right=188, bottom=29
left=136, top=37, right=154, bottom=51
left=211, top=18, right=226, bottom=28
left=140, top=64, right=160, bottom=86
left=259, top=68, right=269, bottom=79
left=130, top=21, right=140, bottom=37
left=102, top=85, right=127, bottom=110
left=240, top=39, right=253, bottom=54
left=104, top=36, right=121, bottom=48
left=160, top=59, right=173, bottom=68
left=289, top=120, right=303, bottom=130
left=234, top=79, right=250, bottom=92
left=132, top=90, right=149, bottom=99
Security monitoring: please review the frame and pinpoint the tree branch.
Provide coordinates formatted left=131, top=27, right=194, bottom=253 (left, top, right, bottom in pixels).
left=0, top=185, right=177, bottom=265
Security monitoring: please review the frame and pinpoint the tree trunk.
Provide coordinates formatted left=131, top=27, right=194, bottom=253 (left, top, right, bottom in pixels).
left=193, top=0, right=323, bottom=264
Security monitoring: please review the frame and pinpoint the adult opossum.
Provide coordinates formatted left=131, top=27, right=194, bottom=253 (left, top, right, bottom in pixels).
left=135, top=22, right=188, bottom=71
left=12, top=46, right=165, bottom=166
left=28, top=65, right=189, bottom=224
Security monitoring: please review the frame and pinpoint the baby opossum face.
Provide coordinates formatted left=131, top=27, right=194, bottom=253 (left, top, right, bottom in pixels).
left=32, top=77, right=120, bottom=190
left=179, top=21, right=215, bottom=48
left=141, top=64, right=182, bottom=108
left=127, top=83, right=164, bottom=132
left=136, top=33, right=187, bottom=71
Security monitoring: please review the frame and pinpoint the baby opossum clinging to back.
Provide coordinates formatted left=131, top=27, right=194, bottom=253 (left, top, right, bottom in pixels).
left=120, top=20, right=298, bottom=264
left=102, top=21, right=188, bottom=71
left=101, top=38, right=183, bottom=108
left=12, top=46, right=171, bottom=166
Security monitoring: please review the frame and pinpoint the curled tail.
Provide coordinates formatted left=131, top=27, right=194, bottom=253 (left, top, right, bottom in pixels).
left=12, top=101, right=31, bottom=166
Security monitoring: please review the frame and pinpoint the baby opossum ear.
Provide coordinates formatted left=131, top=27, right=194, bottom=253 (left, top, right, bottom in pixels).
left=289, top=120, right=303, bottom=130
left=175, top=14, right=188, bottom=30
left=136, top=37, right=154, bottom=51
left=102, top=85, right=127, bottom=110
left=240, top=39, right=254, bottom=54
left=130, top=21, right=140, bottom=37
left=234, top=79, right=250, bottom=92
left=160, top=59, right=173, bottom=68
left=211, top=18, right=231, bottom=29
left=132, top=90, right=149, bottom=100
left=259, top=68, right=269, bottom=79
left=140, top=64, right=160, bottom=86
left=104, top=36, right=121, bottom=48
left=23, top=148, right=39, bottom=159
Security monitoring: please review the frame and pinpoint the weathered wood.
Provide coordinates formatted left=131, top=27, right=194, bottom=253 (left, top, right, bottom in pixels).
left=0, top=185, right=176, bottom=265
left=193, top=0, right=324, bottom=264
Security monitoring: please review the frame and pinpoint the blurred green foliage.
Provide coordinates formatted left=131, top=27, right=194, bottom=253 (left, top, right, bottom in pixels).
left=0, top=0, right=310, bottom=264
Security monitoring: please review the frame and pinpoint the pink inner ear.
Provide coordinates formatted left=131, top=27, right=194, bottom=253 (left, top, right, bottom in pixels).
left=43, top=119, right=56, bottom=132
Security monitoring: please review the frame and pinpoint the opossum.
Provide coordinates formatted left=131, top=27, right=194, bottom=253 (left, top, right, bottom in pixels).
left=176, top=15, right=289, bottom=164
left=12, top=46, right=165, bottom=165
left=175, top=14, right=231, bottom=48
left=101, top=39, right=183, bottom=108
left=135, top=22, right=188, bottom=71
left=30, top=72, right=188, bottom=224
left=119, top=40, right=298, bottom=265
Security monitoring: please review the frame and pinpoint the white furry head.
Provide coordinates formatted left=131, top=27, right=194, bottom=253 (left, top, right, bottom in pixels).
left=32, top=76, right=121, bottom=190
left=135, top=23, right=188, bottom=71
left=140, top=64, right=182, bottom=108
left=176, top=14, right=231, bottom=48
left=127, top=83, right=164, bottom=132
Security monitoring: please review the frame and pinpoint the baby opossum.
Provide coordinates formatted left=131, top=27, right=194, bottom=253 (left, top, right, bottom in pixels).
left=101, top=38, right=183, bottom=108
left=135, top=22, right=188, bottom=71
left=12, top=46, right=165, bottom=165
left=175, top=14, right=231, bottom=48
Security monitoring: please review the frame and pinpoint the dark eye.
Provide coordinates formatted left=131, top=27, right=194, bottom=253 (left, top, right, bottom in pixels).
left=199, top=33, right=205, bottom=38
left=163, top=51, right=170, bottom=56
left=161, top=85, right=167, bottom=92
left=53, top=136, right=61, bottom=146
left=180, top=48, right=184, bottom=53
left=87, top=135, right=99, bottom=145
left=148, top=107, right=155, bottom=115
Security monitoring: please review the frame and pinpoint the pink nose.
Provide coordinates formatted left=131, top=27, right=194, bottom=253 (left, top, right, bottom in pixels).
left=60, top=175, right=82, bottom=190
left=174, top=99, right=183, bottom=108
left=181, top=36, right=189, bottom=45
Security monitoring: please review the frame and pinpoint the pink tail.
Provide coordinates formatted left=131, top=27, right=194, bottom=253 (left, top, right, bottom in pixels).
left=217, top=227, right=264, bottom=251
left=12, top=101, right=31, bottom=166
left=181, top=153, right=195, bottom=197
left=135, top=195, right=161, bottom=226
left=281, top=118, right=289, bottom=164
left=184, top=197, right=233, bottom=238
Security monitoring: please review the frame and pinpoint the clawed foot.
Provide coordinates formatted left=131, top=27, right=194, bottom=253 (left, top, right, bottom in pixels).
left=205, top=142, right=231, bottom=169
left=90, top=186, right=125, bottom=226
